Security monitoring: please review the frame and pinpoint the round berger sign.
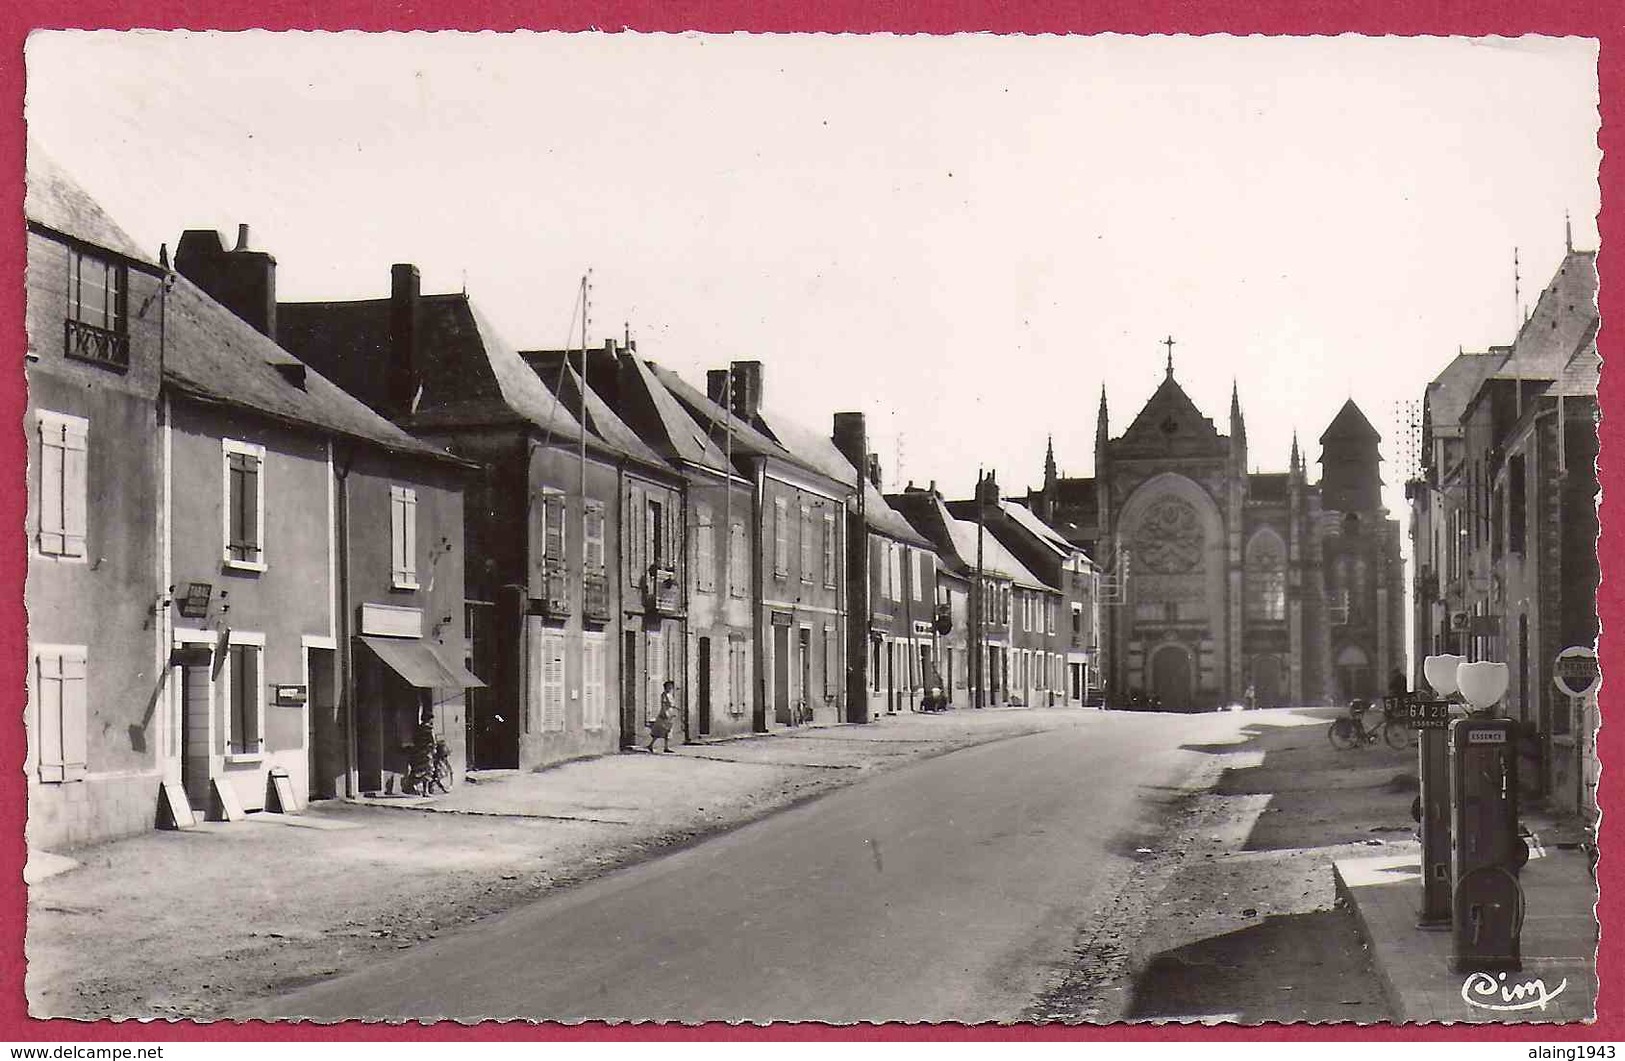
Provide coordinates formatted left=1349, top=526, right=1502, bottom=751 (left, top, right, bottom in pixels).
left=1553, top=645, right=1601, bottom=699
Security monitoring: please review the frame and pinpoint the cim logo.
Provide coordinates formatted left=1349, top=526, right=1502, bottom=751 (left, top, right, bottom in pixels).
left=1461, top=971, right=1569, bottom=1012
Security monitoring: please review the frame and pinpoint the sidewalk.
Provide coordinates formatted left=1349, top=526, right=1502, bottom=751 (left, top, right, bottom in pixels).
left=26, top=704, right=1085, bottom=1020
left=1333, top=812, right=1598, bottom=1023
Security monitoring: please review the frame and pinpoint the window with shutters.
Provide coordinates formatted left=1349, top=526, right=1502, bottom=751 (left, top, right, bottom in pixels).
left=31, top=644, right=87, bottom=783
left=222, top=439, right=266, bottom=571
left=35, top=410, right=88, bottom=560
left=773, top=497, right=789, bottom=578
left=531, top=489, right=567, bottom=602
left=889, top=542, right=903, bottom=602
left=224, top=636, right=264, bottom=758
left=822, top=513, right=837, bottom=587
left=65, top=249, right=129, bottom=369
left=729, top=521, right=749, bottom=597
left=390, top=485, right=419, bottom=590
left=583, top=631, right=606, bottom=731
left=799, top=505, right=814, bottom=583
left=694, top=505, right=716, bottom=593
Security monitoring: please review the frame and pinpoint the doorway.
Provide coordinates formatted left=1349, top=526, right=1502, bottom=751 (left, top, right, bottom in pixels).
left=773, top=624, right=791, bottom=725
left=1150, top=645, right=1193, bottom=711
left=797, top=627, right=811, bottom=724
left=697, top=637, right=712, bottom=736
left=1252, top=653, right=1283, bottom=709
left=306, top=647, right=338, bottom=800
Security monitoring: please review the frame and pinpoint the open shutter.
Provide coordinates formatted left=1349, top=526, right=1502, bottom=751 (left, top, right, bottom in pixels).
left=542, top=630, right=565, bottom=731
left=37, top=421, right=65, bottom=556
left=584, top=500, right=605, bottom=571
left=61, top=420, right=87, bottom=558
left=35, top=651, right=65, bottom=782
left=773, top=498, right=788, bottom=576
left=402, top=489, right=418, bottom=585
left=61, top=650, right=87, bottom=780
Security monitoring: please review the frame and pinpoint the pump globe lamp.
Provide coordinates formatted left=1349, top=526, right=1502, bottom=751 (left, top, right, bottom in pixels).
left=1423, top=654, right=1466, bottom=698
left=1457, top=660, right=1510, bottom=714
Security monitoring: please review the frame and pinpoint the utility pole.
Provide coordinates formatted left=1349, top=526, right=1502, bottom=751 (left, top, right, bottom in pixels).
left=974, top=468, right=986, bottom=709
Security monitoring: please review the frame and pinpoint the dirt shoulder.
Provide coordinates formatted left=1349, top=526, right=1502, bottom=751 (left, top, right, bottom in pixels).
left=27, top=707, right=1082, bottom=1021
left=1031, top=706, right=1417, bottom=1024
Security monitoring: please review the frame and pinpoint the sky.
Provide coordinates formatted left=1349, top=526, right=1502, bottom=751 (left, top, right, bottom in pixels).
left=23, top=31, right=1600, bottom=516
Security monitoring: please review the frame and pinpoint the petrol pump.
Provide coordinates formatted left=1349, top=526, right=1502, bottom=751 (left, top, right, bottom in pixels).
left=1414, top=654, right=1464, bottom=928
left=1448, top=660, right=1524, bottom=973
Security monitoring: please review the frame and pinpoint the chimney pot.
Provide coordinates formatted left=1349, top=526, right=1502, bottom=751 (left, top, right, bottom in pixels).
left=235, top=224, right=250, bottom=251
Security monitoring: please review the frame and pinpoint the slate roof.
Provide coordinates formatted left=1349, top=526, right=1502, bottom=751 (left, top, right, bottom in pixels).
left=534, top=357, right=670, bottom=468
left=1319, top=399, right=1381, bottom=444
left=1248, top=473, right=1291, bottom=503
left=645, top=363, right=814, bottom=470
left=891, top=491, right=1044, bottom=589
left=165, top=276, right=462, bottom=462
left=279, top=294, right=587, bottom=444
left=998, top=500, right=1076, bottom=559
left=618, top=355, right=734, bottom=473
left=1117, top=373, right=1222, bottom=447
left=1424, top=351, right=1507, bottom=434
left=25, top=142, right=153, bottom=264
left=1553, top=321, right=1601, bottom=398
left=1492, top=249, right=1599, bottom=382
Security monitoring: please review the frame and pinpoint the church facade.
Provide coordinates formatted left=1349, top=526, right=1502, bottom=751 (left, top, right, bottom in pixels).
left=1026, top=360, right=1405, bottom=711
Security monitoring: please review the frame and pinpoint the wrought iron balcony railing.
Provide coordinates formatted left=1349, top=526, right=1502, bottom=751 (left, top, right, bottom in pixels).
left=64, top=319, right=129, bottom=370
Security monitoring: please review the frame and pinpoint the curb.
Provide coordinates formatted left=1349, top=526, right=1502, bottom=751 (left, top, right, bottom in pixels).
left=1332, top=858, right=1408, bottom=1023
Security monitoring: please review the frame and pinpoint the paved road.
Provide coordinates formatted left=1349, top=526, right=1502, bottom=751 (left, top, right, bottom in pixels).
left=263, top=709, right=1248, bottom=1023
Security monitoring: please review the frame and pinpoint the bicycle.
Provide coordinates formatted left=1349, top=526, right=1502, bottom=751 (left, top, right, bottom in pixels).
left=1328, top=699, right=1409, bottom=751
left=403, top=731, right=454, bottom=795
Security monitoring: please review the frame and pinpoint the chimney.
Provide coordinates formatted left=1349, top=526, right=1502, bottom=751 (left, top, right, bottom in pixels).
left=865, top=453, right=882, bottom=489
left=832, top=412, right=866, bottom=478
left=729, top=360, right=763, bottom=421
left=174, top=226, right=278, bottom=338
left=707, top=369, right=730, bottom=408
left=977, top=469, right=1000, bottom=506
left=388, top=263, right=422, bottom=417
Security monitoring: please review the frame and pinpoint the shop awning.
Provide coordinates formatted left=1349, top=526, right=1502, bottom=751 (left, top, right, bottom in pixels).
left=359, top=636, right=486, bottom=689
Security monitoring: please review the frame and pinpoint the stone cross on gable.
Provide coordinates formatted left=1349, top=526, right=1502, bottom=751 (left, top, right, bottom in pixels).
left=1162, top=335, right=1176, bottom=377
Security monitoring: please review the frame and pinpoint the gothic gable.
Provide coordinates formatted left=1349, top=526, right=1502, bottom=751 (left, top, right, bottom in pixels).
left=1114, top=375, right=1226, bottom=458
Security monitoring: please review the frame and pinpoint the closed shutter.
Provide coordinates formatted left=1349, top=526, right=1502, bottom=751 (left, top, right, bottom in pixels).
left=391, top=486, right=418, bottom=587
left=822, top=514, right=836, bottom=586
left=228, top=452, right=260, bottom=563
left=35, top=646, right=87, bottom=783
left=645, top=629, right=664, bottom=721
left=583, top=635, right=604, bottom=730
left=542, top=629, right=566, bottom=732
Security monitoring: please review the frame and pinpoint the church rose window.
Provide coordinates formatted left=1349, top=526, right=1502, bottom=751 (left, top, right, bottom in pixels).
left=1135, top=496, right=1203, bottom=574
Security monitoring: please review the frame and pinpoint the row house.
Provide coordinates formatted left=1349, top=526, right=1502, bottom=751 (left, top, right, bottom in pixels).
left=168, top=238, right=476, bottom=809
left=653, top=362, right=851, bottom=728
left=890, top=484, right=1046, bottom=708
left=576, top=343, right=757, bottom=742
left=518, top=347, right=689, bottom=750
left=24, top=150, right=479, bottom=854
left=276, top=264, right=616, bottom=773
left=830, top=414, right=940, bottom=719
left=959, top=486, right=1104, bottom=706
left=25, top=150, right=168, bottom=849
left=951, top=473, right=1067, bottom=708
left=1408, top=235, right=1599, bottom=817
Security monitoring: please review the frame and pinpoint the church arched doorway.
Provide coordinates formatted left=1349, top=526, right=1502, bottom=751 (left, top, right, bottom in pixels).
left=1150, top=644, right=1193, bottom=711
left=1252, top=654, right=1284, bottom=708
left=1334, top=644, right=1372, bottom=702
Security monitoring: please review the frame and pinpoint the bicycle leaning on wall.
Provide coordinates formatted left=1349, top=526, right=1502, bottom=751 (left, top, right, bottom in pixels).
left=1327, top=698, right=1410, bottom=751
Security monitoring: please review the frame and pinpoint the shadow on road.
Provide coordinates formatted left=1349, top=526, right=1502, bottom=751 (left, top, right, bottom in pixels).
left=1122, top=909, right=1390, bottom=1024
left=1177, top=708, right=1418, bottom=852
